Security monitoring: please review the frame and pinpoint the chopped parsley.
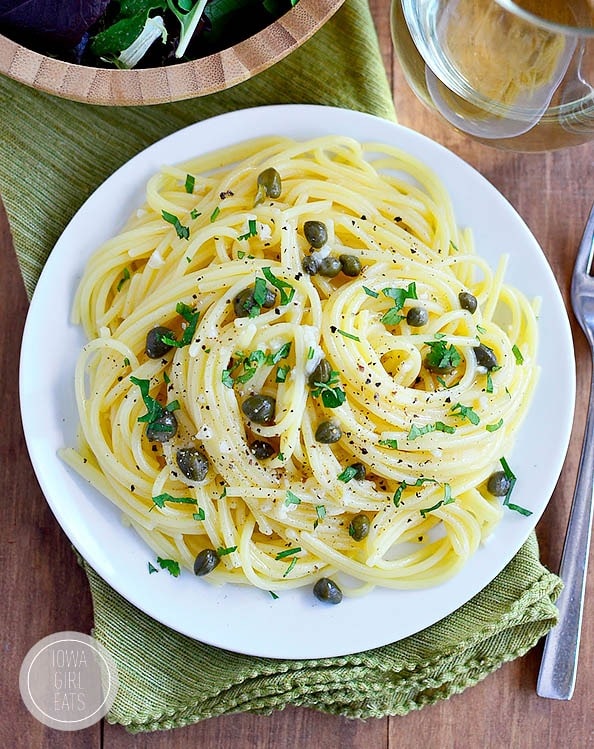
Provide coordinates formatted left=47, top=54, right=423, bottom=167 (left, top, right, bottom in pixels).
left=238, top=219, right=258, bottom=241
left=159, top=302, right=199, bottom=348
left=217, top=545, right=238, bottom=556
left=512, top=344, right=524, bottom=364
left=424, top=339, right=462, bottom=370
left=378, top=438, right=399, bottom=449
left=210, top=206, right=220, bottom=222
left=275, top=547, right=301, bottom=560
left=285, top=490, right=302, bottom=506
left=262, top=267, right=295, bottom=306
left=408, top=421, right=455, bottom=440
left=486, top=419, right=503, bottom=432
left=499, top=457, right=532, bottom=515
left=450, top=402, right=480, bottom=425
left=381, top=282, right=417, bottom=325
left=336, top=328, right=360, bottom=342
left=151, top=493, right=197, bottom=510
left=184, top=174, right=195, bottom=194
left=283, top=557, right=298, bottom=577
left=117, top=267, right=131, bottom=292
left=363, top=285, right=379, bottom=298
left=130, top=376, right=179, bottom=433
left=314, top=505, right=326, bottom=529
left=420, top=483, right=455, bottom=517
left=337, top=465, right=358, bottom=483
left=147, top=561, right=159, bottom=574
left=393, top=477, right=438, bottom=506
left=193, top=508, right=206, bottom=521
left=162, top=210, right=190, bottom=240
left=156, top=557, right=180, bottom=577
left=310, top=369, right=346, bottom=408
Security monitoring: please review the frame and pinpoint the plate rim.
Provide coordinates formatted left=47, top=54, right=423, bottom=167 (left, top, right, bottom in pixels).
left=19, top=104, right=576, bottom=659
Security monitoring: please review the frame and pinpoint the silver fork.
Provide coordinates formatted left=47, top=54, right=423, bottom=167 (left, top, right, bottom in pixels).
left=537, top=202, right=594, bottom=700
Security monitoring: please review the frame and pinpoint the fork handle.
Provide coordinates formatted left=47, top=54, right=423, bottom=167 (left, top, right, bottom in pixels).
left=537, top=366, right=594, bottom=699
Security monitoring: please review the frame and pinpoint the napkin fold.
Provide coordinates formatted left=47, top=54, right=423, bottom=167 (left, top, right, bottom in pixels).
left=83, top=533, right=561, bottom=731
left=1, top=0, right=562, bottom=732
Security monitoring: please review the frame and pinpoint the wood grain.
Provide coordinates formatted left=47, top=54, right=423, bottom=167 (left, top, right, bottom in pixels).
left=1, top=1, right=593, bottom=746
left=0, top=0, right=344, bottom=106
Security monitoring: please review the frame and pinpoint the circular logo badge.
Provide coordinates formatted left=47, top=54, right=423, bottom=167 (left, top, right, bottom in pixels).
left=19, top=631, right=119, bottom=731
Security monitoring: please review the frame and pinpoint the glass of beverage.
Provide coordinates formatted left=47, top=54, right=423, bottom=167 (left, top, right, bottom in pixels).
left=391, top=0, right=594, bottom=150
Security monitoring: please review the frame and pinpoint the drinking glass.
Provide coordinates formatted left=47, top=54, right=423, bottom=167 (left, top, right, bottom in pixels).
left=391, top=0, right=594, bottom=150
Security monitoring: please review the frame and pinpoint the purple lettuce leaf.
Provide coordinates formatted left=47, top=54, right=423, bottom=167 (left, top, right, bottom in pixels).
left=0, top=0, right=111, bottom=46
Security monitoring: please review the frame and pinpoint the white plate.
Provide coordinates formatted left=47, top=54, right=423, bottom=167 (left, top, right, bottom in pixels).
left=19, top=105, right=575, bottom=659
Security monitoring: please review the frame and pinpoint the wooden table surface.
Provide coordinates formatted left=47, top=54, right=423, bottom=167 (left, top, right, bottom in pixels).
left=2, top=3, right=593, bottom=747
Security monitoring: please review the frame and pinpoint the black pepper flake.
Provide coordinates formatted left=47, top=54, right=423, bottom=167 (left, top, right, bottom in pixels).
left=220, top=190, right=234, bottom=199
left=394, top=216, right=402, bottom=222
left=330, top=325, right=337, bottom=333
left=130, top=485, right=135, bottom=492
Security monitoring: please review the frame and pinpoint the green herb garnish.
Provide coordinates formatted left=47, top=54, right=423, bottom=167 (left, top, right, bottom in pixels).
left=216, top=545, right=237, bottom=556
left=450, top=403, right=480, bottom=425
left=117, top=267, right=131, bottom=292
left=408, top=421, right=455, bottom=440
left=424, top=339, right=462, bottom=370
left=275, top=547, right=301, bottom=560
left=156, top=557, right=180, bottom=577
left=262, top=267, right=295, bottom=306
left=162, top=210, right=190, bottom=240
left=499, top=457, right=532, bottom=515
left=159, top=302, right=199, bottom=348
left=238, top=218, right=258, bottom=241
left=512, top=344, right=524, bottom=364
left=381, top=282, right=417, bottom=325
left=310, top=369, right=346, bottom=408
left=185, top=173, right=195, bottom=193
left=151, top=493, right=197, bottom=510
left=130, top=376, right=178, bottom=432
left=285, top=490, right=302, bottom=506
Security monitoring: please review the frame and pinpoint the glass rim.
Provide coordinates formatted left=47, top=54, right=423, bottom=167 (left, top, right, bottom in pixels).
left=495, top=0, right=594, bottom=37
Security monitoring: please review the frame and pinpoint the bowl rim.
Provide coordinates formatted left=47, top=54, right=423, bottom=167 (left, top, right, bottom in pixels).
left=0, top=0, right=345, bottom=106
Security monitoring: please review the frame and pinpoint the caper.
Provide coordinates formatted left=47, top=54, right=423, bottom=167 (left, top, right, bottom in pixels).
left=255, top=167, right=281, bottom=204
left=315, top=420, right=342, bottom=444
left=339, top=254, right=362, bottom=277
left=176, top=447, right=209, bottom=482
left=145, top=411, right=178, bottom=442
left=242, top=394, right=276, bottom=424
left=193, top=548, right=220, bottom=576
left=474, top=343, right=498, bottom=370
left=406, top=307, right=429, bottom=327
left=304, top=220, right=328, bottom=249
left=486, top=470, right=512, bottom=497
left=249, top=440, right=275, bottom=460
left=313, top=577, right=343, bottom=604
left=233, top=286, right=276, bottom=317
left=459, top=291, right=478, bottom=314
left=349, top=513, right=370, bottom=541
left=302, top=255, right=320, bottom=275
left=318, top=256, right=342, bottom=277
left=350, top=462, right=366, bottom=480
left=145, top=326, right=174, bottom=359
left=308, top=358, right=332, bottom=387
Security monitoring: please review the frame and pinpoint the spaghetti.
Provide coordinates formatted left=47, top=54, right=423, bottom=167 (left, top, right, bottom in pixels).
left=61, top=135, right=539, bottom=597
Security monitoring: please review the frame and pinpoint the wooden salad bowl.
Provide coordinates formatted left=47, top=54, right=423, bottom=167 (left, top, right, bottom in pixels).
left=0, top=0, right=344, bottom=106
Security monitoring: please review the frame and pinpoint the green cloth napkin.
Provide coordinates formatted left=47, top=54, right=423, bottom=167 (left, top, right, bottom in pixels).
left=1, top=0, right=562, bottom=732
